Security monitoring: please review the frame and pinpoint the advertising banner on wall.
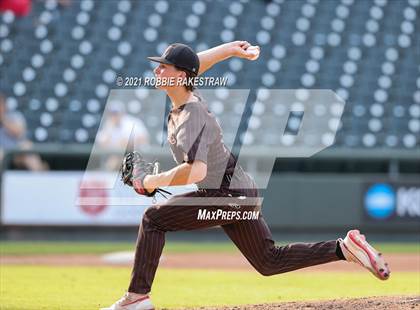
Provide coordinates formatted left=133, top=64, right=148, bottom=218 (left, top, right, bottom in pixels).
left=363, top=181, right=420, bottom=222
left=1, top=171, right=194, bottom=226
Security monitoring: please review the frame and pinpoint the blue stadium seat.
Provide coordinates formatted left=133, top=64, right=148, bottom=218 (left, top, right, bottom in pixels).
left=0, top=0, right=418, bottom=148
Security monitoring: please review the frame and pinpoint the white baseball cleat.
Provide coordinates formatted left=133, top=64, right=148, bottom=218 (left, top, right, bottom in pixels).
left=100, top=293, right=154, bottom=310
left=338, top=229, right=390, bottom=280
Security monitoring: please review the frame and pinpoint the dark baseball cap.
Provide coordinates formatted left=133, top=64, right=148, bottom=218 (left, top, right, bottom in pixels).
left=148, top=43, right=200, bottom=76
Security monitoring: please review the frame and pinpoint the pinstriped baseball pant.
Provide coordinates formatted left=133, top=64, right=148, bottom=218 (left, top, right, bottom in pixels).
left=128, top=189, right=340, bottom=294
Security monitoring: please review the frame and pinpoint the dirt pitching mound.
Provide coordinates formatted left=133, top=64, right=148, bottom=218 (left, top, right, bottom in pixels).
left=188, top=296, right=420, bottom=310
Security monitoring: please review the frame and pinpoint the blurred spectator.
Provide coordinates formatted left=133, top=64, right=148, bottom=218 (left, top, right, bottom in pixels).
left=0, top=0, right=31, bottom=17
left=0, top=94, right=48, bottom=170
left=96, top=101, right=150, bottom=170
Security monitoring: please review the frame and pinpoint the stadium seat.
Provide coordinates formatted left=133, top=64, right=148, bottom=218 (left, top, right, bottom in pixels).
left=0, top=0, right=418, bottom=148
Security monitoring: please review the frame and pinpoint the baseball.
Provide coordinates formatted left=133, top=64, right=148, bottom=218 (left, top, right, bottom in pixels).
left=246, top=45, right=260, bottom=60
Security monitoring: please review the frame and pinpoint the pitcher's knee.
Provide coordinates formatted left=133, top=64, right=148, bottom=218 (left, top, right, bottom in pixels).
left=254, top=263, right=277, bottom=276
left=144, top=205, right=157, bottom=218
left=142, top=205, right=162, bottom=229
left=257, top=268, right=276, bottom=276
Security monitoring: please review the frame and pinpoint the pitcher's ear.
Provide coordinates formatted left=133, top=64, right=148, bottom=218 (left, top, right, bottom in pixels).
left=178, top=70, right=187, bottom=79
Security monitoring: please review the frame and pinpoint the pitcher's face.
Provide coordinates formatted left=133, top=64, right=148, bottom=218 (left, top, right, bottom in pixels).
left=153, top=63, right=185, bottom=90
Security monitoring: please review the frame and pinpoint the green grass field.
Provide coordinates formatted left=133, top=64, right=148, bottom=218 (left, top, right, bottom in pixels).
left=1, top=241, right=419, bottom=309
left=1, top=266, right=419, bottom=309
left=1, top=240, right=419, bottom=255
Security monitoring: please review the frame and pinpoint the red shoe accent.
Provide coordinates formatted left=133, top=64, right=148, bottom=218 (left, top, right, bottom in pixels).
left=121, top=295, right=149, bottom=307
left=348, top=230, right=389, bottom=280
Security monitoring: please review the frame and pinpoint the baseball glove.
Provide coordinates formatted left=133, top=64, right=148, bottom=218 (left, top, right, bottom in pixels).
left=121, top=151, right=170, bottom=198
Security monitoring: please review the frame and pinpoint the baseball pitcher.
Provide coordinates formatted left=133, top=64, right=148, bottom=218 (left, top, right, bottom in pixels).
left=102, top=41, right=390, bottom=310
